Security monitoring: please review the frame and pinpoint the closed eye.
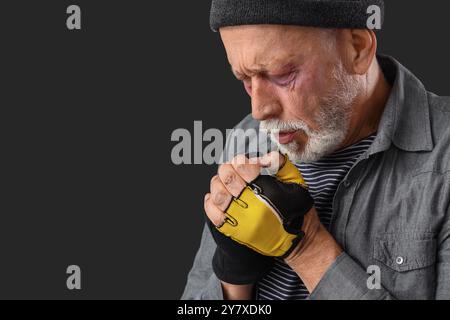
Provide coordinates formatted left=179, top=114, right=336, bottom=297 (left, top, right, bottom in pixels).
left=268, top=71, right=298, bottom=87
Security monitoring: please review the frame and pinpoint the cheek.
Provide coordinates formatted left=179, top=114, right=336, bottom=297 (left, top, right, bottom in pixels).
left=278, top=71, right=323, bottom=122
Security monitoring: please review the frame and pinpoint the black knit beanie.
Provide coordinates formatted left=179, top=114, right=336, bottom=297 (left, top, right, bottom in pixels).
left=210, top=0, right=385, bottom=32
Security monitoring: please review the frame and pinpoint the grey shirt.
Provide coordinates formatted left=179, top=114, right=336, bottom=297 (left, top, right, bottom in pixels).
left=181, top=55, right=450, bottom=300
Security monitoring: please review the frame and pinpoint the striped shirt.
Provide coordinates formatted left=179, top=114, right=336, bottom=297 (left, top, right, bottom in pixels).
left=256, top=135, right=377, bottom=300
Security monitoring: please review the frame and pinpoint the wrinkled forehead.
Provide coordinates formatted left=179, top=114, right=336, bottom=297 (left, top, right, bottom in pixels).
left=219, top=25, right=332, bottom=70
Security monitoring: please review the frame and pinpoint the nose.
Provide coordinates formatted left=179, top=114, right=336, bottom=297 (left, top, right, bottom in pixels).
left=250, top=77, right=282, bottom=121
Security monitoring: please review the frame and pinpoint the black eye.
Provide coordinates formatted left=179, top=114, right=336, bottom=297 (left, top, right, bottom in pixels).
left=270, top=71, right=297, bottom=87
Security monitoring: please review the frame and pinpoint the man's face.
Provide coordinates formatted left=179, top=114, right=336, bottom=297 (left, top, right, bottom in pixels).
left=220, top=25, right=361, bottom=163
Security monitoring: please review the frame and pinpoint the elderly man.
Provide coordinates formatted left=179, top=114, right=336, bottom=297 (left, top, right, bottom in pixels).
left=182, top=0, right=450, bottom=300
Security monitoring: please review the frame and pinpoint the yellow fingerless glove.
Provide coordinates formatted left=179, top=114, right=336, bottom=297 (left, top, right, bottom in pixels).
left=218, top=155, right=314, bottom=257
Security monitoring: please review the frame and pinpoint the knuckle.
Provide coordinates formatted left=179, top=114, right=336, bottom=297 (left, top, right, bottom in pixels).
left=222, top=173, right=235, bottom=186
left=218, top=164, right=236, bottom=186
left=210, top=175, right=221, bottom=189
left=204, top=198, right=225, bottom=227
left=211, top=215, right=224, bottom=227
left=213, top=192, right=227, bottom=206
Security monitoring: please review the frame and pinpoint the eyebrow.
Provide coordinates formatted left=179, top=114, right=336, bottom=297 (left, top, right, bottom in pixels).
left=231, top=67, right=258, bottom=80
left=231, top=62, right=296, bottom=80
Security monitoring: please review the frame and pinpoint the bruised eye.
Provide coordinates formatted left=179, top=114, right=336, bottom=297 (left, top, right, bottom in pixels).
left=269, top=71, right=298, bottom=87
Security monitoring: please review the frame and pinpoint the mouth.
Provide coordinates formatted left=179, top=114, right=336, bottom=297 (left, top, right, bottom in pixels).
left=276, top=131, right=298, bottom=145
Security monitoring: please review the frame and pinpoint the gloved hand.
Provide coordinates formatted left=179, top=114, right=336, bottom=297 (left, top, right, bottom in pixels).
left=217, top=154, right=314, bottom=258
left=205, top=153, right=314, bottom=285
left=207, top=218, right=275, bottom=285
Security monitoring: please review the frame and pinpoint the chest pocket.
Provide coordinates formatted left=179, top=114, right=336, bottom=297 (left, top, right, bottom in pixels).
left=372, top=232, right=437, bottom=299
left=374, top=232, right=436, bottom=271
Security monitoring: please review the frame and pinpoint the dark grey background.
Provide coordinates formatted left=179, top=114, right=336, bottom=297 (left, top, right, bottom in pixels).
left=0, top=1, right=448, bottom=299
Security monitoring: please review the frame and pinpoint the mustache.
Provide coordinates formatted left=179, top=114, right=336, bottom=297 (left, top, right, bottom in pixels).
left=260, top=119, right=311, bottom=135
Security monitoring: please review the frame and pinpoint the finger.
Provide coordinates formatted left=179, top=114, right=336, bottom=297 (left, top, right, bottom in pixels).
left=230, top=154, right=261, bottom=183
left=218, top=163, right=247, bottom=198
left=204, top=193, right=226, bottom=227
left=257, top=152, right=306, bottom=185
left=210, top=175, right=233, bottom=212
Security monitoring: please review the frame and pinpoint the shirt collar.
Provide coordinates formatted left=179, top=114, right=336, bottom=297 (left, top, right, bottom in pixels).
left=368, top=55, right=434, bottom=156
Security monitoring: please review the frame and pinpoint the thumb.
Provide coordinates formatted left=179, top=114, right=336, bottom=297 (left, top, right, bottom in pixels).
left=258, top=151, right=286, bottom=175
left=258, top=152, right=306, bottom=186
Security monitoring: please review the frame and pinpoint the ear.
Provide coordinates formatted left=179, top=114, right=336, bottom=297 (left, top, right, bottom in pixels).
left=345, top=29, right=377, bottom=75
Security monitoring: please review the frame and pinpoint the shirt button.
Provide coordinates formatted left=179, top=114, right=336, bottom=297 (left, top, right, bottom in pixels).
left=343, top=180, right=351, bottom=188
left=396, top=256, right=404, bottom=265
